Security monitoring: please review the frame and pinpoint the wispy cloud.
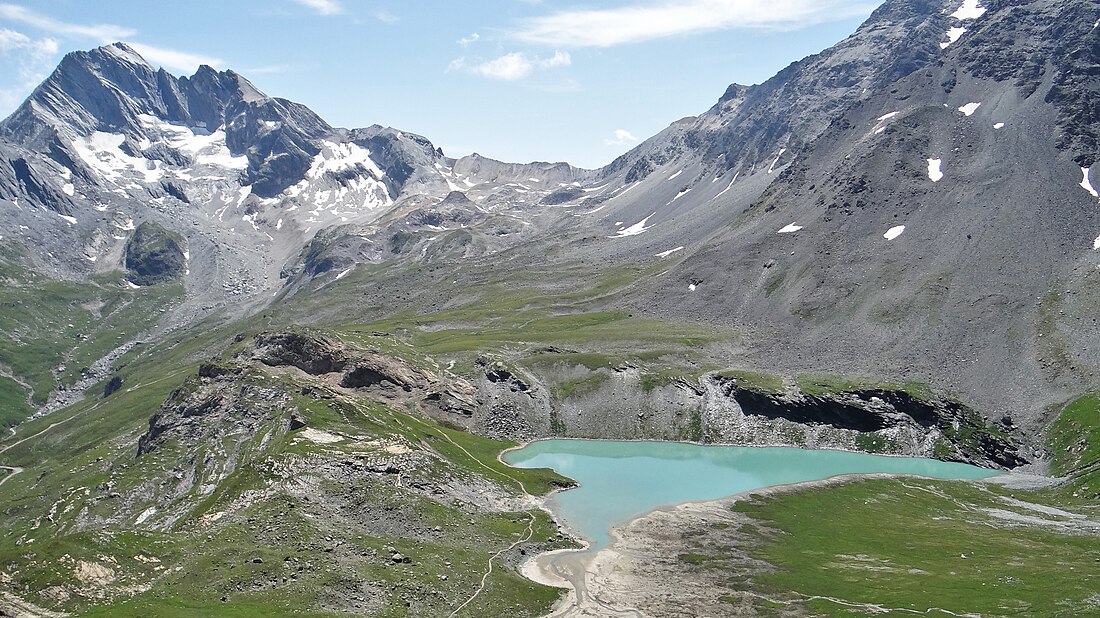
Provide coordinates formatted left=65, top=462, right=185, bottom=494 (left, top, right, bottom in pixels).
left=245, top=64, right=294, bottom=75
left=457, top=32, right=480, bottom=47
left=511, top=0, right=878, bottom=47
left=292, top=0, right=343, bottom=16
left=0, top=27, right=56, bottom=55
left=127, top=43, right=222, bottom=73
left=450, top=50, right=570, bottom=80
left=0, top=26, right=58, bottom=111
left=604, top=129, right=638, bottom=146
left=373, top=9, right=398, bottom=24
left=0, top=3, right=134, bottom=40
left=0, top=4, right=223, bottom=75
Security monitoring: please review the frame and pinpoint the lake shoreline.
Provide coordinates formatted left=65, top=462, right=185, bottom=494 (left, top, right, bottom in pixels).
left=501, top=439, right=1038, bottom=617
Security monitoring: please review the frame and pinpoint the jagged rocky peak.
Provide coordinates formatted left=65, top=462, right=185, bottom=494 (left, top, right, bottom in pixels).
left=2, top=43, right=244, bottom=144
left=0, top=41, right=335, bottom=193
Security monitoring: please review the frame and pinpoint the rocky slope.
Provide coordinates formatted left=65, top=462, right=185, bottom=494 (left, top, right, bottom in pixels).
left=5, top=0, right=1096, bottom=438
left=610, top=0, right=1100, bottom=433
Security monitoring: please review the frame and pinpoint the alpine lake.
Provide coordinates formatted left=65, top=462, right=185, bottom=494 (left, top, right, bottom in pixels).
left=504, top=440, right=998, bottom=550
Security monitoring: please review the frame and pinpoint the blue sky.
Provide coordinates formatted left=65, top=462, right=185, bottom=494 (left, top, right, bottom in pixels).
left=0, top=0, right=881, bottom=169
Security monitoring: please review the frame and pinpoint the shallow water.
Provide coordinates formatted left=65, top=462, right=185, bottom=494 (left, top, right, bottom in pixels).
left=504, top=440, right=996, bottom=551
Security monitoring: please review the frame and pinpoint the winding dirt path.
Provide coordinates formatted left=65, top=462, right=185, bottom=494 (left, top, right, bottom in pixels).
left=345, top=398, right=544, bottom=616
left=0, top=465, right=22, bottom=488
left=447, top=512, right=536, bottom=618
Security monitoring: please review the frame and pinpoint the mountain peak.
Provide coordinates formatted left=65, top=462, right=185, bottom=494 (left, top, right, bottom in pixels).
left=0, top=44, right=268, bottom=148
left=97, top=42, right=151, bottom=68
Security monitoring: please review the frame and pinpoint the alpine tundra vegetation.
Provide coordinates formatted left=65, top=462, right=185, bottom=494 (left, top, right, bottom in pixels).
left=0, top=0, right=1099, bottom=616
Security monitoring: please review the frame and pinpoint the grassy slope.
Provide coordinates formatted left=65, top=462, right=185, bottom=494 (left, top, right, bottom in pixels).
left=0, top=320, right=574, bottom=617
left=704, top=394, right=1100, bottom=616
left=0, top=246, right=183, bottom=421
left=732, top=479, right=1100, bottom=616
left=1048, top=394, right=1100, bottom=482
left=300, top=263, right=738, bottom=409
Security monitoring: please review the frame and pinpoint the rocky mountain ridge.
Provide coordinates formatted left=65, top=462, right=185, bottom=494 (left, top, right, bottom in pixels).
left=1, top=0, right=1098, bottom=440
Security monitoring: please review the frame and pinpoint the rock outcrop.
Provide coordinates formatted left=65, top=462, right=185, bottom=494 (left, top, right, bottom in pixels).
left=252, top=329, right=479, bottom=419
left=124, top=221, right=185, bottom=286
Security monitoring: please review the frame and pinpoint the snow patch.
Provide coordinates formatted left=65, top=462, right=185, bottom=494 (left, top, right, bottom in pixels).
left=335, top=267, right=353, bottom=280
left=993, top=122, right=1005, bottom=129
left=777, top=223, right=802, bottom=234
left=62, top=183, right=75, bottom=196
left=655, top=246, right=684, bottom=258
left=714, top=173, right=739, bottom=200
left=958, top=102, right=981, bottom=116
left=137, top=115, right=246, bottom=170
left=927, top=158, right=944, bottom=182
left=72, top=131, right=163, bottom=183
left=688, top=283, right=697, bottom=292
left=308, top=140, right=385, bottom=180
left=767, top=148, right=787, bottom=174
left=609, top=213, right=655, bottom=238
left=58, top=214, right=77, bottom=225
left=884, top=225, right=906, bottom=241
left=276, top=218, right=283, bottom=231
left=668, top=188, right=691, bottom=204
left=1094, top=234, right=1100, bottom=251
left=877, top=112, right=900, bottom=121
left=668, top=169, right=683, bottom=181
left=1081, top=167, right=1099, bottom=199
left=940, top=26, right=967, bottom=49
left=950, top=0, right=986, bottom=20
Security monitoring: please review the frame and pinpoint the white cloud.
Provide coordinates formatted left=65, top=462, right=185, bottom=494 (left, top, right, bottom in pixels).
left=539, top=50, right=571, bottom=68
left=0, top=5, right=219, bottom=75
left=511, top=0, right=879, bottom=47
left=0, top=26, right=59, bottom=114
left=458, top=32, right=480, bottom=47
left=449, top=50, right=570, bottom=81
left=292, top=0, right=343, bottom=16
left=0, top=27, right=56, bottom=55
left=604, top=129, right=638, bottom=145
left=0, top=3, right=135, bottom=40
left=127, top=42, right=222, bottom=73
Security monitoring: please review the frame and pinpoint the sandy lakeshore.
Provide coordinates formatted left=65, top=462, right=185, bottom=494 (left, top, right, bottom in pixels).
left=519, top=476, right=870, bottom=617
left=520, top=471, right=1040, bottom=618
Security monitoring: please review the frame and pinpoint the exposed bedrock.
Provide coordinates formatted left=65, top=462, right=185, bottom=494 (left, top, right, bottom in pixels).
left=237, top=329, right=1026, bottom=469
left=468, top=361, right=1027, bottom=470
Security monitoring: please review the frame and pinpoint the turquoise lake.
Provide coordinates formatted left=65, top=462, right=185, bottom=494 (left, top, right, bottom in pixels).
left=504, top=440, right=998, bottom=551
